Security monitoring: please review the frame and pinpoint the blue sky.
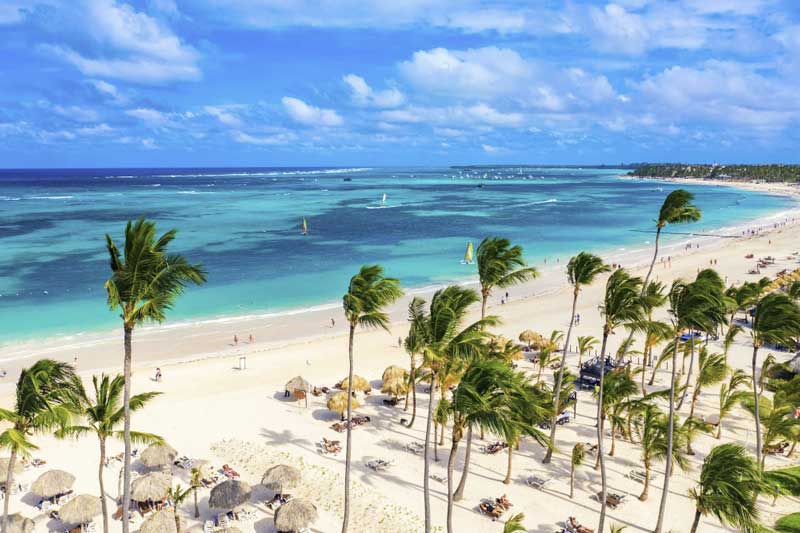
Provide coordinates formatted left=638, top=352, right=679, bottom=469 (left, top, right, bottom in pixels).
left=1, top=0, right=799, bottom=167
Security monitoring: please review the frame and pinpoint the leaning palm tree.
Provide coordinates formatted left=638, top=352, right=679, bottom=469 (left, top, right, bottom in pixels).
left=634, top=404, right=689, bottom=501
left=595, top=268, right=643, bottom=533
left=747, top=292, right=800, bottom=470
left=544, top=252, right=609, bottom=464
left=688, top=443, right=762, bottom=533
left=166, top=484, right=192, bottom=532
left=189, top=467, right=202, bottom=518
left=475, top=236, right=538, bottom=319
left=341, top=265, right=402, bottom=533
left=595, top=369, right=637, bottom=461
left=688, top=348, right=728, bottom=419
left=104, top=216, right=206, bottom=533
left=0, top=360, right=76, bottom=533
left=502, top=383, right=549, bottom=484
left=716, top=369, right=751, bottom=439
left=403, top=297, right=428, bottom=428
left=576, top=335, right=599, bottom=370
left=419, top=286, right=495, bottom=533
left=569, top=443, right=588, bottom=499
left=59, top=374, right=162, bottom=533
left=535, top=331, right=562, bottom=383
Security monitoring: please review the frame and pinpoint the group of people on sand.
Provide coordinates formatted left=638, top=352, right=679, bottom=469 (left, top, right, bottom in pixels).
left=232, top=334, right=255, bottom=345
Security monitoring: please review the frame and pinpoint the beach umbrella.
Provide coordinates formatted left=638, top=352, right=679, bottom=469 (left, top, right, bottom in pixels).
left=59, top=494, right=102, bottom=526
left=340, top=375, right=370, bottom=393
left=382, top=365, right=407, bottom=383
left=261, top=465, right=301, bottom=494
left=285, top=376, right=311, bottom=393
left=140, top=443, right=178, bottom=468
left=131, top=471, right=172, bottom=502
left=274, top=499, right=318, bottom=532
left=0, top=514, right=34, bottom=533
left=0, top=458, right=24, bottom=476
left=381, top=377, right=408, bottom=399
left=139, top=509, right=178, bottom=533
left=30, top=469, right=76, bottom=498
left=518, top=329, right=538, bottom=348
left=327, top=391, right=361, bottom=419
left=208, top=480, right=251, bottom=510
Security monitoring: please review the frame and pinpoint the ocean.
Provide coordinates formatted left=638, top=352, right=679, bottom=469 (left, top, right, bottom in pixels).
left=0, top=166, right=795, bottom=344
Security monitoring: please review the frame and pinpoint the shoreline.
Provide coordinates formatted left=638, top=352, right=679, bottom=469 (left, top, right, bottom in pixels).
left=1, top=177, right=799, bottom=377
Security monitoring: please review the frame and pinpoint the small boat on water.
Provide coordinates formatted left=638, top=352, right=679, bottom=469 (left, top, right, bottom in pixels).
left=343, top=177, right=352, bottom=182
left=381, top=193, right=387, bottom=205
left=476, top=183, right=484, bottom=189
left=461, top=241, right=474, bottom=264
left=301, top=217, right=308, bottom=235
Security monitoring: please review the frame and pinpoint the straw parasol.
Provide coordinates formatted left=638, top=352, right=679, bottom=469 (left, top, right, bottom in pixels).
left=0, top=458, right=24, bottom=476
left=381, top=377, right=408, bottom=399
left=285, top=376, right=311, bottom=393
left=59, top=494, right=102, bottom=526
left=30, top=469, right=76, bottom=498
left=208, top=480, right=251, bottom=510
left=140, top=509, right=177, bottom=533
left=0, top=514, right=34, bottom=533
left=261, top=465, right=301, bottom=494
left=382, top=365, right=407, bottom=383
left=140, top=443, right=178, bottom=468
left=518, top=329, right=539, bottom=349
left=274, top=499, right=318, bottom=532
left=131, top=471, right=172, bottom=502
left=340, top=375, right=370, bottom=393
left=327, top=391, right=360, bottom=420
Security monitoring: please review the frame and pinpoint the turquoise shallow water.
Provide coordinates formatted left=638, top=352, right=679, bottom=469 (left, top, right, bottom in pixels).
left=0, top=166, right=795, bottom=343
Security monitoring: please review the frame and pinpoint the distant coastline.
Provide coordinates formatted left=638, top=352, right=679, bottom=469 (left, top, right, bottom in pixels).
left=627, top=163, right=800, bottom=183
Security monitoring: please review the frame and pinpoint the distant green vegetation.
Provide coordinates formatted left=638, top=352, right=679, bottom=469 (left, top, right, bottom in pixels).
left=776, top=513, right=800, bottom=533
left=629, top=164, right=800, bottom=183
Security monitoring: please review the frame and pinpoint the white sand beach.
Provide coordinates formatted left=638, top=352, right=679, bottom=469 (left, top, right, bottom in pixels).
left=1, top=180, right=799, bottom=533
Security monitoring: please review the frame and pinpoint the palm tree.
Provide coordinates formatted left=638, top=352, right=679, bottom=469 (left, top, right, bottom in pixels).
left=535, top=330, right=563, bottom=383
left=594, top=369, right=637, bottom=463
left=633, top=319, right=672, bottom=395
left=419, top=286, right=495, bottom=533
left=543, top=252, right=609, bottom=464
left=595, top=268, right=643, bottom=533
left=716, top=369, right=751, bottom=439
left=0, top=360, right=76, bottom=533
left=576, top=335, right=599, bottom=370
left=104, top=216, right=206, bottom=533
left=618, top=189, right=701, bottom=360
left=166, top=484, right=192, bottom=532
left=747, top=292, right=800, bottom=470
left=341, top=265, right=402, bottom=532
left=789, top=280, right=800, bottom=300
left=683, top=415, right=714, bottom=456
left=743, top=395, right=799, bottom=470
left=569, top=443, right=588, bottom=499
left=688, top=348, right=728, bottom=420
left=758, top=354, right=777, bottom=395
left=634, top=405, right=677, bottom=501
left=503, top=513, right=526, bottom=533
left=501, top=383, right=548, bottom=484
left=633, top=281, right=669, bottom=393
left=60, top=374, right=162, bottom=533
left=475, top=236, right=538, bottom=319
left=189, top=467, right=202, bottom=518
left=403, top=297, right=428, bottom=428
left=688, top=443, right=762, bottom=532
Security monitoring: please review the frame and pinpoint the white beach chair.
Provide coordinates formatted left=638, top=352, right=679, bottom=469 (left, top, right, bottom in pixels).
left=525, top=475, right=552, bottom=490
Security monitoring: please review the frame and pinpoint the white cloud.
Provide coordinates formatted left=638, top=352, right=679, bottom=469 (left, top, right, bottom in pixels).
left=482, top=143, right=500, bottom=153
left=380, top=103, right=522, bottom=127
left=89, top=79, right=128, bottom=104
left=204, top=105, right=243, bottom=127
left=141, top=138, right=158, bottom=149
left=76, top=123, right=115, bottom=135
left=281, top=97, right=343, bottom=126
left=125, top=107, right=172, bottom=125
left=51, top=104, right=100, bottom=123
left=233, top=131, right=296, bottom=145
left=343, top=74, right=404, bottom=108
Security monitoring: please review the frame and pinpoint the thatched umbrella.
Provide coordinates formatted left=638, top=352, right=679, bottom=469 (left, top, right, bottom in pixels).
left=261, top=465, right=301, bottom=494
left=30, top=469, right=75, bottom=499
left=131, top=471, right=172, bottom=502
left=340, top=375, right=370, bottom=393
left=285, top=376, right=311, bottom=393
left=382, top=365, right=407, bottom=383
left=274, top=499, right=318, bottom=532
left=518, top=329, right=539, bottom=349
left=381, top=377, right=407, bottom=399
left=140, top=443, right=178, bottom=468
left=208, top=480, right=251, bottom=510
left=139, top=509, right=177, bottom=533
left=59, top=494, right=102, bottom=526
left=0, top=458, right=24, bottom=476
left=327, top=391, right=361, bottom=420
left=0, top=514, right=34, bottom=533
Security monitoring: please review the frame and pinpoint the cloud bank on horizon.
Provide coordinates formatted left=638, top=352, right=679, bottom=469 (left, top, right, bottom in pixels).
left=1, top=0, right=799, bottom=166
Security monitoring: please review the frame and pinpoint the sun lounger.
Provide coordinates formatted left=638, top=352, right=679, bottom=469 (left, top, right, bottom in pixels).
left=405, top=442, right=424, bottom=455
left=366, top=459, right=393, bottom=471
left=480, top=442, right=508, bottom=454
left=597, top=491, right=626, bottom=508
left=429, top=473, right=446, bottom=483
left=764, top=442, right=790, bottom=455
left=526, top=475, right=553, bottom=490
left=478, top=495, right=512, bottom=520
left=221, top=464, right=240, bottom=479
left=266, top=493, right=293, bottom=510
left=318, top=438, right=342, bottom=455
left=565, top=516, right=594, bottom=533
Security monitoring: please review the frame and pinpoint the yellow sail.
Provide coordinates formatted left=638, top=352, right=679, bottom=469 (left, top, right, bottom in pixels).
left=302, top=217, right=308, bottom=235
left=464, top=241, right=474, bottom=263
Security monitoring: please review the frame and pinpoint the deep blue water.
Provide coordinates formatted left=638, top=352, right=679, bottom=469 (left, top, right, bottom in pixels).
left=0, top=166, right=795, bottom=343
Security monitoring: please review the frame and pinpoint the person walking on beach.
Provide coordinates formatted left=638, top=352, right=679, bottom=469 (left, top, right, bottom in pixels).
left=249, top=334, right=254, bottom=343
left=233, top=334, right=238, bottom=346
left=331, top=318, right=335, bottom=328
left=155, top=368, right=162, bottom=382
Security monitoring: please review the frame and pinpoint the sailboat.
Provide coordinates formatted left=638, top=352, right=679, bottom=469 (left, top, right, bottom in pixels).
left=301, top=217, right=308, bottom=235
left=381, top=193, right=387, bottom=205
left=461, top=241, right=474, bottom=264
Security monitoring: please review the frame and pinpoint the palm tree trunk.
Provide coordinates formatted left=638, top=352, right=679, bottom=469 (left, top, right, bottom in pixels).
left=446, top=437, right=460, bottom=533
left=609, top=421, right=617, bottom=456
left=641, top=345, right=649, bottom=395
left=341, top=323, right=356, bottom=533
left=122, top=324, right=133, bottom=533
left=434, top=422, right=439, bottom=461
left=503, top=443, right=513, bottom=484
left=1, top=448, right=17, bottom=533
left=596, top=332, right=610, bottom=533
left=174, top=509, right=181, bottom=533
left=639, top=460, right=650, bottom=501
left=677, top=335, right=695, bottom=410
left=654, top=334, right=680, bottom=533
left=453, top=427, right=472, bottom=500
left=544, top=289, right=579, bottom=464
left=407, top=360, right=417, bottom=427
left=689, top=509, right=702, bottom=533
left=423, top=375, right=436, bottom=533
left=751, top=345, right=762, bottom=470
left=99, top=438, right=109, bottom=533
left=193, top=488, right=199, bottom=518
left=648, top=359, right=660, bottom=386
left=594, top=415, right=604, bottom=470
